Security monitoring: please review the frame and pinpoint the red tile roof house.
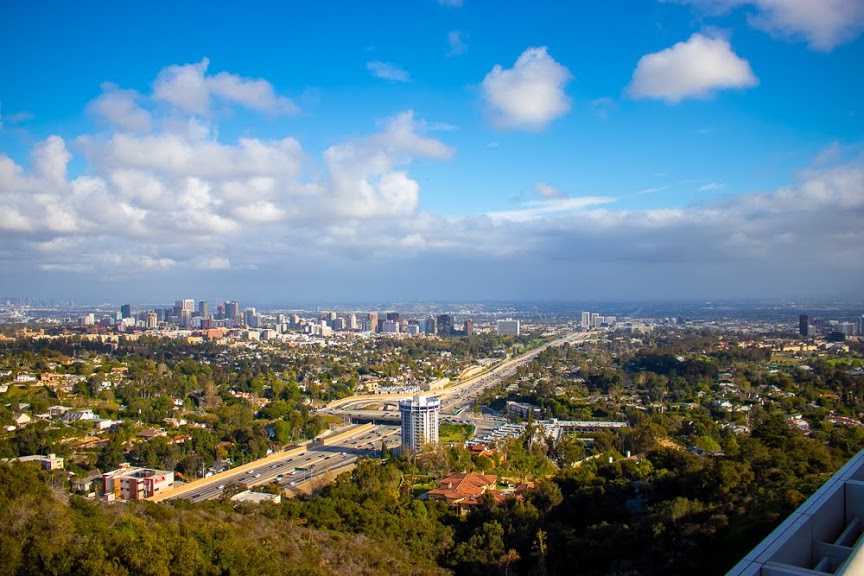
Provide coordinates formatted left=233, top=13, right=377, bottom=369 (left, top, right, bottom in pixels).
left=425, top=472, right=502, bottom=514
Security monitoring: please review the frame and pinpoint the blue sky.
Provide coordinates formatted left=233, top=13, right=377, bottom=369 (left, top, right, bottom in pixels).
left=1, top=0, right=863, bottom=304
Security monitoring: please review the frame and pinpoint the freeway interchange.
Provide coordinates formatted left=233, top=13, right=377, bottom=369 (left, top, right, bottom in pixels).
left=151, top=424, right=400, bottom=502
left=151, top=331, right=589, bottom=502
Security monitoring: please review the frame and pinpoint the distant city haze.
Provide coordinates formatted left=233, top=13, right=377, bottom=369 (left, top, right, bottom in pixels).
left=1, top=2, right=862, bottom=302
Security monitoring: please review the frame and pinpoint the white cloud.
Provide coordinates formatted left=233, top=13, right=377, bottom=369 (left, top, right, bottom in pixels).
left=638, top=186, right=669, bottom=194
left=482, top=47, right=572, bottom=130
left=535, top=183, right=566, bottom=199
left=87, top=84, right=152, bottom=131
left=747, top=0, right=864, bottom=50
left=698, top=182, right=725, bottom=191
left=486, top=196, right=617, bottom=222
left=669, top=0, right=864, bottom=51
left=322, top=110, right=453, bottom=218
left=447, top=30, right=468, bottom=56
left=234, top=201, right=285, bottom=223
left=196, top=256, right=231, bottom=270
left=629, top=34, right=757, bottom=102
left=366, top=61, right=411, bottom=82
left=437, top=0, right=463, bottom=6
left=4, top=59, right=861, bottom=301
left=153, top=58, right=298, bottom=115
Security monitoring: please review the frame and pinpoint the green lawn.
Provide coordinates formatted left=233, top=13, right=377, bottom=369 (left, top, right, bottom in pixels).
left=439, top=423, right=474, bottom=443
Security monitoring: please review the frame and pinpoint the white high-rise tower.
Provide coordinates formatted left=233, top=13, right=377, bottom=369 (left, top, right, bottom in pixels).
left=399, top=395, right=440, bottom=452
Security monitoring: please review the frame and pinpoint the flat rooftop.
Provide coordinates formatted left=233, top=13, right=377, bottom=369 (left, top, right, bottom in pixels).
left=727, top=448, right=864, bottom=575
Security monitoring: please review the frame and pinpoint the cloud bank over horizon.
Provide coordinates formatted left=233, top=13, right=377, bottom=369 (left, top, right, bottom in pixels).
left=1, top=0, right=862, bottom=304
left=0, top=58, right=862, bottom=303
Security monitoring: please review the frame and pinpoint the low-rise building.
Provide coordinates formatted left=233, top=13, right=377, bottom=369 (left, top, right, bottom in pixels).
left=102, top=464, right=174, bottom=501
left=62, top=409, right=96, bottom=423
left=11, top=412, right=31, bottom=426
left=425, top=472, right=500, bottom=513
left=4, top=453, right=64, bottom=470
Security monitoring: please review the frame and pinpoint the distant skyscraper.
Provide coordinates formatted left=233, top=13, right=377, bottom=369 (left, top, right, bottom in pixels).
left=224, top=301, right=239, bottom=324
left=425, top=315, right=436, bottom=335
left=367, top=312, right=378, bottom=333
left=382, top=320, right=400, bottom=334
left=198, top=300, right=208, bottom=319
left=386, top=312, right=401, bottom=323
left=799, top=314, right=809, bottom=337
left=497, top=319, right=520, bottom=336
left=400, top=395, right=440, bottom=452
left=146, top=312, right=158, bottom=329
left=464, top=319, right=474, bottom=336
left=347, top=313, right=357, bottom=330
left=581, top=311, right=591, bottom=329
left=120, top=304, right=131, bottom=319
left=437, top=314, right=453, bottom=336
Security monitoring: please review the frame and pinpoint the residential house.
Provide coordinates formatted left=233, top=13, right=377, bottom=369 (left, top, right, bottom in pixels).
left=425, top=472, right=500, bottom=514
left=11, top=412, right=31, bottom=426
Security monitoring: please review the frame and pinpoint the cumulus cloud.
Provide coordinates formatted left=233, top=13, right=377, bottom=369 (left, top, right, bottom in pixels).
left=87, top=84, right=152, bottom=132
left=366, top=61, right=411, bottom=82
left=668, top=0, right=864, bottom=51
left=482, top=47, right=572, bottom=130
left=153, top=58, right=298, bottom=115
left=0, top=60, right=454, bottom=280
left=2, top=58, right=861, bottom=301
left=322, top=110, right=454, bottom=218
left=629, top=34, right=758, bottom=102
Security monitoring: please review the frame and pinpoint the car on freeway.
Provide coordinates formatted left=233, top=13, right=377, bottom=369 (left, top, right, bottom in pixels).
left=192, top=493, right=201, bottom=499
left=217, top=485, right=224, bottom=490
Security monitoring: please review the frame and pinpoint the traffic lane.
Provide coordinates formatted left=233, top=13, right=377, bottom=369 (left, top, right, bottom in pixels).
left=186, top=426, right=399, bottom=501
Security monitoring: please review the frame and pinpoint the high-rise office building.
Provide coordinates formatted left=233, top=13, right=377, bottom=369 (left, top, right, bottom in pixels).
left=367, top=312, right=378, bottom=333
left=198, top=300, right=208, bottom=319
left=581, top=311, right=591, bottom=329
left=382, top=320, right=400, bottom=333
left=347, top=313, right=357, bottom=330
left=425, top=315, right=436, bottom=335
left=799, top=314, right=809, bottom=337
left=497, top=319, right=520, bottom=336
left=224, top=301, right=239, bottom=324
left=120, top=304, right=131, bottom=319
left=146, top=312, right=158, bottom=329
left=386, top=312, right=401, bottom=323
left=464, top=319, right=474, bottom=336
left=400, top=395, right=440, bottom=452
left=437, top=314, right=453, bottom=336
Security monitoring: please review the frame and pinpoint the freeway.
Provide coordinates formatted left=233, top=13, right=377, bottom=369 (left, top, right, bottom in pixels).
left=327, top=331, right=592, bottom=419
left=150, top=424, right=400, bottom=502
left=150, top=331, right=591, bottom=503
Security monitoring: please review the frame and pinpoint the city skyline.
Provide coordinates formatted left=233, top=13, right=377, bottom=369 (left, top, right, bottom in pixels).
left=1, top=1, right=863, bottom=303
